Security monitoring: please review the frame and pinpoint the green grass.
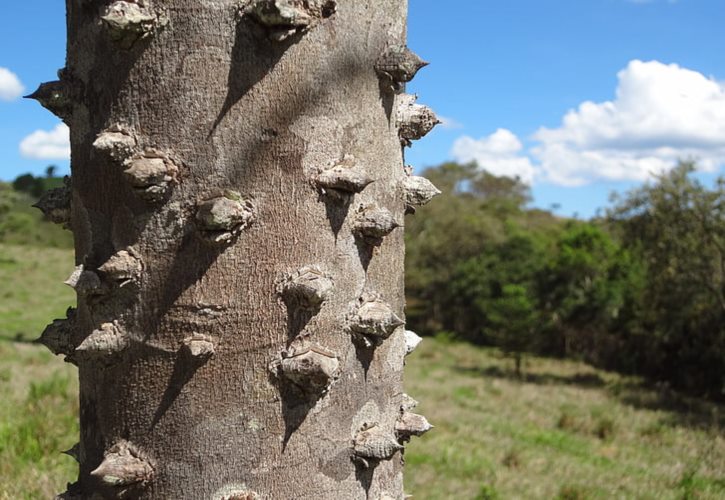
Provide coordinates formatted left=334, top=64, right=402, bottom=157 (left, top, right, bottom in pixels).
left=0, top=243, right=723, bottom=498
left=0, top=244, right=78, bottom=499
left=404, top=337, right=725, bottom=499
left=0, top=244, right=76, bottom=341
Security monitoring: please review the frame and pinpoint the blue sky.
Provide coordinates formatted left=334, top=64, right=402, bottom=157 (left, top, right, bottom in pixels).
left=2, top=0, right=724, bottom=217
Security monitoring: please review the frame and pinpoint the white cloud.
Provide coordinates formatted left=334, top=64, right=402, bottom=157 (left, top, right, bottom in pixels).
left=0, top=67, right=24, bottom=101
left=451, top=60, right=725, bottom=186
left=19, top=123, right=71, bottom=160
left=451, top=129, right=536, bottom=184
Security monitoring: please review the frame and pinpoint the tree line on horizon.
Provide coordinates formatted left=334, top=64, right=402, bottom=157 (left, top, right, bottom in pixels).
left=2, top=161, right=724, bottom=398
left=406, top=161, right=724, bottom=399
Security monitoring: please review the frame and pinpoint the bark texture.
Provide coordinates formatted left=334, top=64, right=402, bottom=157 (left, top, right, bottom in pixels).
left=36, top=0, right=438, bottom=498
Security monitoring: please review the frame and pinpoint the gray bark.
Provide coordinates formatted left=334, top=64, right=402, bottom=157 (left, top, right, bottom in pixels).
left=33, top=0, right=437, bottom=498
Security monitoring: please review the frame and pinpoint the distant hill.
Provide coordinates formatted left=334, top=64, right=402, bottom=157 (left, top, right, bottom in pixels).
left=0, top=178, right=73, bottom=248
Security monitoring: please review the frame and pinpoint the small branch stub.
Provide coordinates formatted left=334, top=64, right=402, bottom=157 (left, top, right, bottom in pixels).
left=353, top=424, right=403, bottom=468
left=404, top=329, right=422, bottom=356
left=90, top=440, right=154, bottom=490
left=24, top=79, right=74, bottom=123
left=64, top=265, right=104, bottom=297
left=196, top=191, right=255, bottom=245
left=181, top=333, right=215, bottom=363
left=75, top=322, right=129, bottom=362
left=347, top=293, right=404, bottom=347
left=352, top=205, right=400, bottom=246
left=375, top=45, right=428, bottom=91
left=278, top=344, right=340, bottom=396
left=315, top=154, right=373, bottom=201
left=396, top=94, right=440, bottom=146
left=33, top=176, right=72, bottom=227
left=98, top=249, right=143, bottom=287
left=123, top=149, right=180, bottom=202
left=279, top=265, right=334, bottom=311
left=36, top=308, right=77, bottom=362
left=93, top=126, right=137, bottom=162
left=395, top=411, right=433, bottom=440
left=101, top=1, right=165, bottom=49
left=247, top=0, right=336, bottom=42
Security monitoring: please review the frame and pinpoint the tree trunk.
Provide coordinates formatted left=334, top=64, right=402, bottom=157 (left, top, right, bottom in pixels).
left=32, top=0, right=439, bottom=498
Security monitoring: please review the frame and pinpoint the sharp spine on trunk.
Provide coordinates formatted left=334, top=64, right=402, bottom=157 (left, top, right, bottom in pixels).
left=24, top=78, right=74, bottom=123
left=90, top=440, right=154, bottom=488
left=352, top=204, right=400, bottom=245
left=277, top=344, right=340, bottom=396
left=123, top=149, right=180, bottom=202
left=396, top=94, right=440, bottom=146
left=402, top=174, right=441, bottom=211
left=196, top=190, right=256, bottom=245
left=101, top=1, right=164, bottom=49
left=36, top=308, right=77, bottom=362
left=404, top=329, right=423, bottom=356
left=247, top=0, right=336, bottom=42
left=75, top=322, right=129, bottom=361
left=98, top=249, right=143, bottom=287
left=347, top=293, right=404, bottom=347
left=315, top=154, right=374, bottom=201
left=395, top=411, right=433, bottom=440
left=375, top=45, right=428, bottom=91
left=352, top=423, right=404, bottom=468
left=279, top=265, right=334, bottom=311
left=181, top=333, right=215, bottom=362
left=64, top=264, right=104, bottom=297
left=62, top=443, right=81, bottom=462
left=93, top=126, right=137, bottom=162
left=33, top=176, right=72, bottom=228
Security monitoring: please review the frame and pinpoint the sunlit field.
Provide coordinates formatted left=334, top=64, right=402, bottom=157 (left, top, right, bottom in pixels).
left=0, top=243, right=722, bottom=499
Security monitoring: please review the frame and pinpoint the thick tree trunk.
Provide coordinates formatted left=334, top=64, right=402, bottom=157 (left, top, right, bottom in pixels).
left=33, top=0, right=438, bottom=498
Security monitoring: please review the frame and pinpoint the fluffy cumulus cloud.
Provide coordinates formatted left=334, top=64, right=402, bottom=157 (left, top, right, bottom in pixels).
left=452, top=60, right=725, bottom=186
left=0, top=67, right=24, bottom=101
left=451, top=128, right=536, bottom=184
left=19, top=124, right=71, bottom=160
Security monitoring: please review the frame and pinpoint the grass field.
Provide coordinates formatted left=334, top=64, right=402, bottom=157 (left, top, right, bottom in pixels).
left=0, top=243, right=723, bottom=499
left=0, top=244, right=78, bottom=499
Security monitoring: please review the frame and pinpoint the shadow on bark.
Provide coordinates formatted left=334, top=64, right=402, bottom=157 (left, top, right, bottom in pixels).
left=354, top=463, right=375, bottom=497
left=320, top=195, right=353, bottom=238
left=276, top=382, right=320, bottom=450
left=354, top=239, right=374, bottom=272
left=283, top=306, right=316, bottom=343
left=141, top=228, right=228, bottom=342
left=210, top=18, right=304, bottom=136
left=150, top=353, right=208, bottom=429
left=354, top=342, right=375, bottom=377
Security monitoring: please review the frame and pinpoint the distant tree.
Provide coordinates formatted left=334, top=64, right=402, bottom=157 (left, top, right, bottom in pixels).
left=405, top=162, right=546, bottom=334
left=537, top=222, right=629, bottom=357
left=12, top=173, right=44, bottom=198
left=45, top=165, right=57, bottom=178
left=486, top=283, right=537, bottom=377
left=608, top=161, right=725, bottom=395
